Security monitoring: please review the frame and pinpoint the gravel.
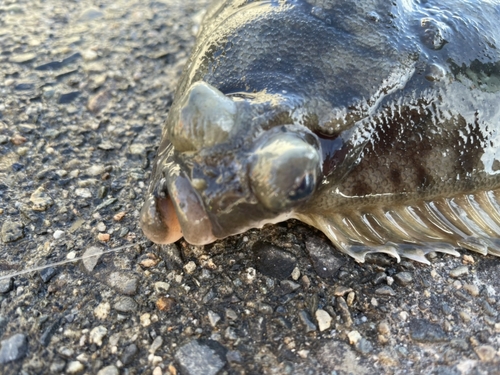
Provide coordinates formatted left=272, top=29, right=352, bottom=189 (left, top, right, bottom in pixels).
left=410, top=319, right=449, bottom=343
left=252, top=241, right=297, bottom=279
left=0, top=333, right=28, bottom=364
left=175, top=340, right=227, bottom=375
left=1, top=220, right=24, bottom=243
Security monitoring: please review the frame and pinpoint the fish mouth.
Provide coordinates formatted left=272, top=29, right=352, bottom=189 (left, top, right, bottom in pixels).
left=163, top=171, right=216, bottom=245
left=140, top=145, right=216, bottom=246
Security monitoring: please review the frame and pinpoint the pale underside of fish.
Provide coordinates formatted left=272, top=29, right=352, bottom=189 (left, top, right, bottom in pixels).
left=140, top=0, right=500, bottom=264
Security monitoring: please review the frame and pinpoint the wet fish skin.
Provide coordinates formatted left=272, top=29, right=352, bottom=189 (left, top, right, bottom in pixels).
left=141, top=0, right=500, bottom=263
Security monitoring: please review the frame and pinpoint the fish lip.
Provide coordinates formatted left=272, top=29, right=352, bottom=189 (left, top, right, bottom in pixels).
left=166, top=170, right=217, bottom=245
left=160, top=145, right=216, bottom=245
left=140, top=142, right=216, bottom=246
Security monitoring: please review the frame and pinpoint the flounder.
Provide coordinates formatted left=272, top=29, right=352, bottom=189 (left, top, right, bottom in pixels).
left=140, top=0, right=500, bottom=264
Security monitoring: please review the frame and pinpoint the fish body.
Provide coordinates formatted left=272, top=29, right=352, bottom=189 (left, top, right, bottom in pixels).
left=141, top=0, right=500, bottom=263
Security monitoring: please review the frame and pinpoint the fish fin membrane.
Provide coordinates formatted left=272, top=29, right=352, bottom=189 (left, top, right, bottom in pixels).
left=296, top=189, right=500, bottom=264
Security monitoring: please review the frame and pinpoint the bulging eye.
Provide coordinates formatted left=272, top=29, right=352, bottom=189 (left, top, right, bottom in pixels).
left=249, top=127, right=322, bottom=212
left=169, top=81, right=238, bottom=152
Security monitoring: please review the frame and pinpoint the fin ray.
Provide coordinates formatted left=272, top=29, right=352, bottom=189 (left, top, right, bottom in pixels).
left=297, top=188, right=500, bottom=263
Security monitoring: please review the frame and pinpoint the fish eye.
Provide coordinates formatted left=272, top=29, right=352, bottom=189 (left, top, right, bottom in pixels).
left=249, top=128, right=322, bottom=212
left=172, top=81, right=237, bottom=152
left=288, top=173, right=315, bottom=201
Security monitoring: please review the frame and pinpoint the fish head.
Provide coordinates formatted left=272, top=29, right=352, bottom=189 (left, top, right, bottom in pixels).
left=140, top=81, right=324, bottom=245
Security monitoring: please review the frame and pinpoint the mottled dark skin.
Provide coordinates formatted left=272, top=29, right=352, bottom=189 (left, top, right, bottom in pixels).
left=141, top=0, right=500, bottom=262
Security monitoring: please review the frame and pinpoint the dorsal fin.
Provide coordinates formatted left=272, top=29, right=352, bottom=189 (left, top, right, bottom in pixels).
left=296, top=189, right=500, bottom=263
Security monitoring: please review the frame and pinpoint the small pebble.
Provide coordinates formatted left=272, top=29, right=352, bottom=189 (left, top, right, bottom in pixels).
left=346, top=291, right=356, bottom=306
left=356, top=338, right=374, bottom=354
left=394, top=272, right=413, bottom=286
left=184, top=261, right=196, bottom=274
left=50, top=359, right=67, bottom=373
left=10, top=52, right=37, bottom=63
left=453, top=280, right=462, bottom=289
left=106, top=271, right=138, bottom=295
left=225, top=309, right=238, bottom=321
left=96, top=222, right=106, bottom=232
left=113, top=212, right=126, bottom=221
left=11, top=133, right=27, bottom=145
left=224, top=327, right=237, bottom=340
left=30, top=187, right=54, bottom=212
left=481, top=300, right=497, bottom=317
left=299, top=310, right=317, bottom=332
left=82, top=246, right=103, bottom=272
left=208, top=310, right=221, bottom=327
left=243, top=267, right=256, bottom=283
left=475, top=345, right=497, bottom=362
left=89, top=326, right=108, bottom=346
left=97, top=365, right=119, bottom=375
left=459, top=311, right=471, bottom=323
left=409, top=319, right=447, bottom=343
left=252, top=241, right=297, bottom=279
left=462, top=254, right=475, bottom=264
left=82, top=48, right=99, bottom=61
left=140, top=256, right=160, bottom=268
left=150, top=355, right=162, bottom=366
left=149, top=336, right=163, bottom=354
left=39, top=267, right=57, bottom=283
left=86, top=165, right=106, bottom=176
left=1, top=220, right=24, bottom=243
left=174, top=340, right=226, bottom=375
left=297, top=350, right=309, bottom=359
left=443, top=320, right=453, bottom=333
left=378, top=334, right=388, bottom=344
left=121, top=343, right=138, bottom=365
left=305, top=237, right=344, bottom=278
left=315, top=309, right=332, bottom=332
left=348, top=330, right=361, bottom=345
left=0, top=333, right=28, bottom=364
left=0, top=278, right=13, bottom=294
left=94, top=302, right=110, bottom=320
left=375, top=286, right=396, bottom=296
left=66, top=361, right=85, bottom=374
left=154, top=282, right=170, bottom=294
left=336, top=297, right=353, bottom=327
left=156, top=297, right=176, bottom=312
left=291, top=267, right=300, bottom=281
left=140, top=313, right=152, bottom=327
left=53, top=230, right=64, bottom=239
left=464, top=284, right=480, bottom=297
left=280, top=280, right=301, bottom=293
left=113, top=296, right=138, bottom=313
left=378, top=351, right=399, bottom=367
left=97, top=233, right=110, bottom=242
left=386, top=276, right=394, bottom=286
left=75, top=188, right=92, bottom=198
left=450, top=266, right=468, bottom=278
left=378, top=320, right=390, bottom=335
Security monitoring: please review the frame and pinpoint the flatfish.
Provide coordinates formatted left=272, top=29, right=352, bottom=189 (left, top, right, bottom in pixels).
left=140, top=0, right=500, bottom=264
